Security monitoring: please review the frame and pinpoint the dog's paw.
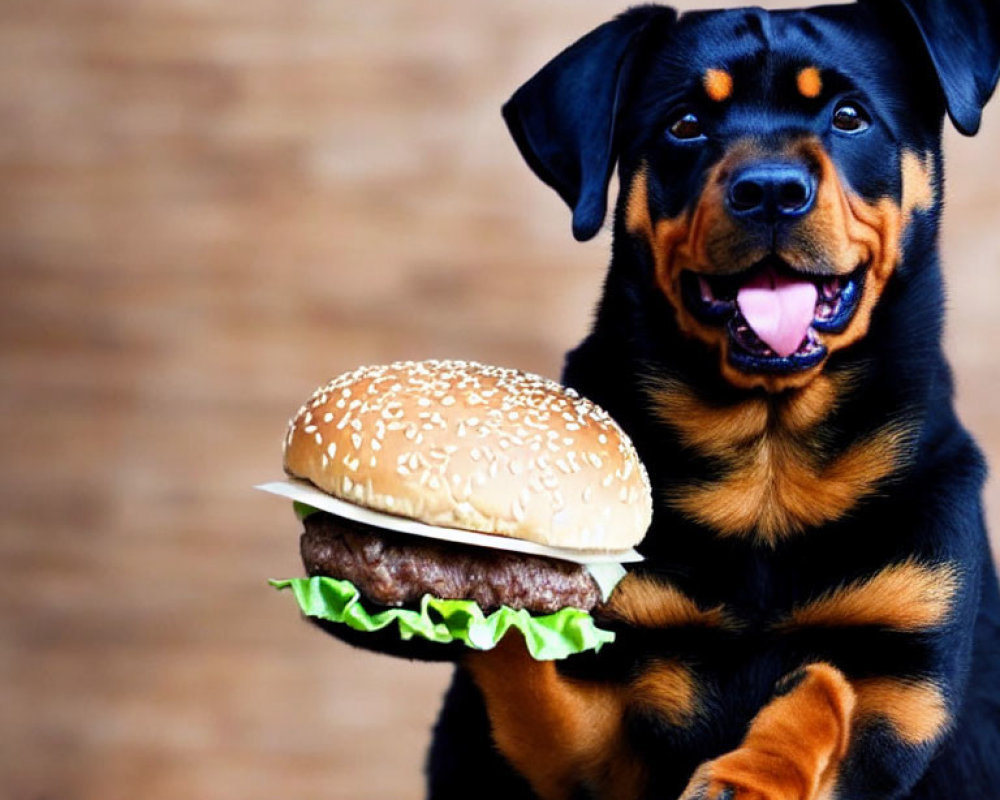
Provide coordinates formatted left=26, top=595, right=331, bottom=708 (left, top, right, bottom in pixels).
left=678, top=750, right=806, bottom=800
left=678, top=748, right=821, bottom=800
left=678, top=663, right=855, bottom=800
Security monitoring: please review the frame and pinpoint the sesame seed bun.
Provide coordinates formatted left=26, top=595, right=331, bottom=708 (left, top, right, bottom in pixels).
left=282, top=360, right=652, bottom=551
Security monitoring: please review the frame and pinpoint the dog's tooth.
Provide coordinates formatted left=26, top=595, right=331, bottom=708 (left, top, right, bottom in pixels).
left=698, top=276, right=715, bottom=303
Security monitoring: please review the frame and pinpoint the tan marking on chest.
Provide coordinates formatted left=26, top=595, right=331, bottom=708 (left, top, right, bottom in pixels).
left=853, top=678, right=949, bottom=745
left=647, top=375, right=912, bottom=543
left=780, top=560, right=959, bottom=632
left=601, top=572, right=733, bottom=629
left=631, top=660, right=699, bottom=726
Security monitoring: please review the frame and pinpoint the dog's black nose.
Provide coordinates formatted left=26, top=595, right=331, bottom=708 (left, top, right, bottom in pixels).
left=727, top=162, right=817, bottom=221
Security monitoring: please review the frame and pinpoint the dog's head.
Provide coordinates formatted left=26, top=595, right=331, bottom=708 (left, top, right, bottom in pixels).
left=505, top=1, right=999, bottom=392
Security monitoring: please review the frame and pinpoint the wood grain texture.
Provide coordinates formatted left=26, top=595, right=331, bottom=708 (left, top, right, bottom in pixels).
left=0, top=2, right=997, bottom=798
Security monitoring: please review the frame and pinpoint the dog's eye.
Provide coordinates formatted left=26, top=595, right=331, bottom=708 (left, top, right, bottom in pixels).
left=668, top=112, right=705, bottom=141
left=832, top=102, right=870, bottom=133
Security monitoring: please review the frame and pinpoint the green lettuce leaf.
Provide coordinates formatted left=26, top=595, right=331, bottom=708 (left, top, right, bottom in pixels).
left=270, top=575, right=615, bottom=661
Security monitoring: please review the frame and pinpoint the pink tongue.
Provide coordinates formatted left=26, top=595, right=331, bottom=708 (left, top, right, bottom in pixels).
left=736, top=268, right=818, bottom=358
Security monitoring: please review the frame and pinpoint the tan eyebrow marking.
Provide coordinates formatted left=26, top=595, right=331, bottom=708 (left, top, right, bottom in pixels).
left=704, top=68, right=734, bottom=102
left=797, top=67, right=823, bottom=99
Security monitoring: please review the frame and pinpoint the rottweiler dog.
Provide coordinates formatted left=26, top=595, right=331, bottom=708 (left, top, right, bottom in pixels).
left=317, top=1, right=1000, bottom=798
left=422, top=2, right=1000, bottom=799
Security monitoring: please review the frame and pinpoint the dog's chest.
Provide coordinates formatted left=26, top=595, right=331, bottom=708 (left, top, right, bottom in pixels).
left=643, top=372, right=912, bottom=546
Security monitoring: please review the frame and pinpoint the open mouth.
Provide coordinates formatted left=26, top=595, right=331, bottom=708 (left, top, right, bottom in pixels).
left=681, top=258, right=865, bottom=374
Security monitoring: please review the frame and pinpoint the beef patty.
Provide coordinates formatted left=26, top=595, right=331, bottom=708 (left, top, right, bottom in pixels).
left=300, top=512, right=601, bottom=614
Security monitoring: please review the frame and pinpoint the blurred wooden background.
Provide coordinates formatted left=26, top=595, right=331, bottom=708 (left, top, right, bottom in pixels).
left=1, top=1, right=997, bottom=798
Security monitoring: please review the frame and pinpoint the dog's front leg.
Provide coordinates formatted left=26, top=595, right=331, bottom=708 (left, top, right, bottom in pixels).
left=678, top=664, right=855, bottom=800
left=466, top=636, right=641, bottom=800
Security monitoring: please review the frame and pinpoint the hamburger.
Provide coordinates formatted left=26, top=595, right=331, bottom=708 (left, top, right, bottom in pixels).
left=262, top=360, right=651, bottom=660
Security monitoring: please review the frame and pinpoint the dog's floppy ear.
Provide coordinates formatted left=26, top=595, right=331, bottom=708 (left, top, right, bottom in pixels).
left=875, top=0, right=1000, bottom=135
left=503, top=6, right=676, bottom=241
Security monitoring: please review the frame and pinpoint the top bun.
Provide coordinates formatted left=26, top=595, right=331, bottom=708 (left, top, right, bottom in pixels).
left=282, top=360, right=651, bottom=551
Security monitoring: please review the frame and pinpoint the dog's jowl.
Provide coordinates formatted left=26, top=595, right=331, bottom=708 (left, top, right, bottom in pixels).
left=423, top=3, right=1000, bottom=799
